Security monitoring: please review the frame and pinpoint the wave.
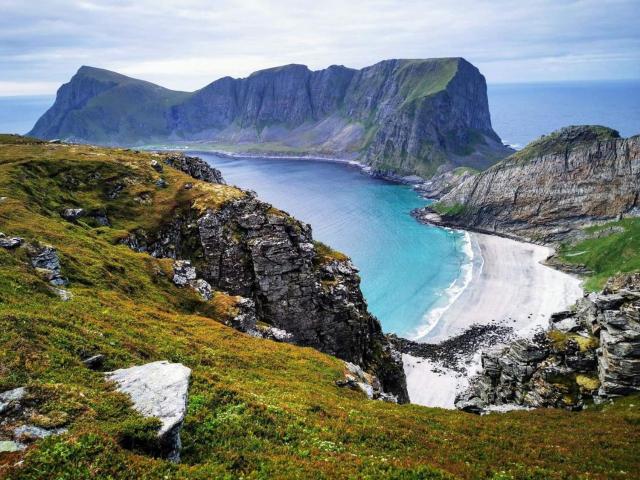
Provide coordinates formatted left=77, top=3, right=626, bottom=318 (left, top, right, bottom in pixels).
left=410, top=231, right=478, bottom=341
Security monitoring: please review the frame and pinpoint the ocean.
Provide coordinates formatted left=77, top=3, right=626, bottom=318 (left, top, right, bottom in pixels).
left=1, top=81, right=638, bottom=337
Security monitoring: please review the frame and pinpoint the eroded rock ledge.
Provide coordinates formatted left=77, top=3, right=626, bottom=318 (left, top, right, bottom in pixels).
left=457, top=273, right=640, bottom=413
left=122, top=153, right=408, bottom=403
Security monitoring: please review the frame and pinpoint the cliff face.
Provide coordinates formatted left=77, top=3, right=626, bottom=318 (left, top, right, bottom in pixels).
left=457, top=274, right=640, bottom=413
left=30, top=59, right=511, bottom=177
left=418, top=126, right=640, bottom=243
left=122, top=154, right=408, bottom=401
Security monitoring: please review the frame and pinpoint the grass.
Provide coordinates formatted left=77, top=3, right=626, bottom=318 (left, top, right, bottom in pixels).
left=509, top=126, right=620, bottom=165
left=557, top=218, right=640, bottom=291
left=0, top=136, right=639, bottom=479
left=396, top=59, right=459, bottom=107
left=431, top=202, right=469, bottom=217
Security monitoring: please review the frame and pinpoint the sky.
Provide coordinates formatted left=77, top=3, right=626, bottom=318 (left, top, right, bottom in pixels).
left=1, top=0, right=639, bottom=96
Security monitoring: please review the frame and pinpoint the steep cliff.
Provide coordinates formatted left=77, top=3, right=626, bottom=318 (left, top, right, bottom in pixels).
left=415, top=126, right=640, bottom=243
left=30, top=59, right=511, bottom=177
left=120, top=157, right=407, bottom=400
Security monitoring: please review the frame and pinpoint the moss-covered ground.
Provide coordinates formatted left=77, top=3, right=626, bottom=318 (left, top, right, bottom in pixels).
left=558, top=218, right=640, bottom=291
left=0, top=137, right=638, bottom=479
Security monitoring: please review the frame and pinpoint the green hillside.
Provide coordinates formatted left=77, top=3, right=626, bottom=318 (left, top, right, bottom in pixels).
left=0, top=136, right=638, bottom=479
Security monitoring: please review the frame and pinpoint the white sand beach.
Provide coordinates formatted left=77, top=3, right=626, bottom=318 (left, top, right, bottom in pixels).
left=405, top=232, right=584, bottom=408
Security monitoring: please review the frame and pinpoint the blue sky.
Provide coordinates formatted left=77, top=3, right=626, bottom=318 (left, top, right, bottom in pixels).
left=1, top=0, right=639, bottom=95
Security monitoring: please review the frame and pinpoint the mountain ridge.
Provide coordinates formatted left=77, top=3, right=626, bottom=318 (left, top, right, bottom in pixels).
left=29, top=58, right=512, bottom=177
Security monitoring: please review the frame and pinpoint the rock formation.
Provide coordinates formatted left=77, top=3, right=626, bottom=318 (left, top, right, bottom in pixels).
left=106, top=361, right=191, bottom=462
left=29, top=59, right=512, bottom=177
left=122, top=153, right=408, bottom=402
left=415, top=126, right=640, bottom=243
left=456, top=273, right=640, bottom=413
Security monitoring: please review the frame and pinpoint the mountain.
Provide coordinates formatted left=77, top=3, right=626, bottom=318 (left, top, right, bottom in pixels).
left=29, top=59, right=512, bottom=177
left=1, top=135, right=638, bottom=478
left=415, top=125, right=640, bottom=243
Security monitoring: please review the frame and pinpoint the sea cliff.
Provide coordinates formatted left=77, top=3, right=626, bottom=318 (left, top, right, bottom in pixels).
left=29, top=59, right=512, bottom=177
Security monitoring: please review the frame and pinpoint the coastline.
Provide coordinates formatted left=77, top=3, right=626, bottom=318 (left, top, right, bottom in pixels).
left=149, top=144, right=427, bottom=186
left=404, top=231, right=584, bottom=408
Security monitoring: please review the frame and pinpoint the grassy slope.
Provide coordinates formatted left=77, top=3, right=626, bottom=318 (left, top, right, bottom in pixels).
left=0, top=137, right=638, bottom=479
left=558, top=218, right=640, bottom=291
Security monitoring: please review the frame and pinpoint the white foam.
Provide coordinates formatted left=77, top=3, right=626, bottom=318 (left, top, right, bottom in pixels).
left=410, top=231, right=478, bottom=341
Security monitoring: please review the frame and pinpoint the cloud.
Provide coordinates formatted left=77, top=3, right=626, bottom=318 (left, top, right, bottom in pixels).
left=0, top=0, right=638, bottom=95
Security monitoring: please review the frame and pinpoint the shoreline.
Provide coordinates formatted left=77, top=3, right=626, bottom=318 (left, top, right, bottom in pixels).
left=149, top=144, right=427, bottom=186
left=404, top=231, right=584, bottom=408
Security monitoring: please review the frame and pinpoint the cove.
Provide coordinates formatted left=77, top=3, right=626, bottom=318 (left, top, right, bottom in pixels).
left=197, top=153, right=471, bottom=338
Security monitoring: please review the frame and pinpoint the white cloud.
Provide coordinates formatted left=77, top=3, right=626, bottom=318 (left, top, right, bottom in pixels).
left=0, top=0, right=638, bottom=95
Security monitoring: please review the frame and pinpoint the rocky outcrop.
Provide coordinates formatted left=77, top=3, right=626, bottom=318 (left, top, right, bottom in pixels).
left=336, top=362, right=399, bottom=403
left=456, top=274, right=640, bottom=412
left=106, top=361, right=191, bottom=462
left=29, top=59, right=511, bottom=177
left=163, top=153, right=225, bottom=185
left=415, top=126, right=640, bottom=243
left=28, top=244, right=67, bottom=287
left=121, top=156, right=409, bottom=402
left=0, top=232, right=23, bottom=249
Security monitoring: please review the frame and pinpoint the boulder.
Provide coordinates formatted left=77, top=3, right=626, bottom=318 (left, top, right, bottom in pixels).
left=106, top=361, right=191, bottom=462
left=172, top=260, right=196, bottom=287
left=0, top=233, right=23, bottom=249
left=28, top=244, right=67, bottom=286
left=0, top=440, right=26, bottom=453
left=164, top=153, right=225, bottom=184
left=0, top=387, right=26, bottom=415
left=61, top=208, right=85, bottom=221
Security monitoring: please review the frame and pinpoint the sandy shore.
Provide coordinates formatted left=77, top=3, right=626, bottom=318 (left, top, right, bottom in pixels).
left=405, top=232, right=584, bottom=408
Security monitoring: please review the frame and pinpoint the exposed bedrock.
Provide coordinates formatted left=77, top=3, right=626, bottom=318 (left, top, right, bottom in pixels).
left=456, top=273, right=640, bottom=413
left=29, top=58, right=512, bottom=177
left=415, top=126, right=640, bottom=244
left=122, top=154, right=408, bottom=402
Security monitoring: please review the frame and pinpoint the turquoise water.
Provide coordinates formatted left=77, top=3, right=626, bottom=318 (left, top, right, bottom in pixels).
left=197, top=153, right=469, bottom=336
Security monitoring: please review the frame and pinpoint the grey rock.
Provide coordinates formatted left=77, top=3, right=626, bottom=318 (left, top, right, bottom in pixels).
left=28, top=244, right=68, bottom=287
left=124, top=193, right=408, bottom=402
left=61, top=208, right=85, bottom=221
left=0, top=387, right=26, bottom=415
left=150, top=159, right=163, bottom=172
left=82, top=354, right=105, bottom=369
left=172, top=260, right=196, bottom=287
left=106, top=361, right=191, bottom=462
left=155, top=178, right=168, bottom=188
left=190, top=278, right=212, bottom=301
left=14, top=425, right=65, bottom=441
left=336, top=362, right=398, bottom=403
left=51, top=287, right=72, bottom=301
left=0, top=232, right=24, bottom=249
left=29, top=60, right=512, bottom=178
left=0, top=440, right=26, bottom=452
left=164, top=153, right=225, bottom=184
left=458, top=274, right=640, bottom=412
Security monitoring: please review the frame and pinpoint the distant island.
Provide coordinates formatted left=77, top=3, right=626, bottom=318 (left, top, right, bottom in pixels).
left=29, top=58, right=512, bottom=178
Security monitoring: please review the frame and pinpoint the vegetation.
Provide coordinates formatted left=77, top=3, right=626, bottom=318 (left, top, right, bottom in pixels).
left=397, top=59, right=459, bottom=107
left=431, top=202, right=469, bottom=217
left=0, top=137, right=639, bottom=479
left=510, top=125, right=620, bottom=164
left=557, top=218, right=640, bottom=290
